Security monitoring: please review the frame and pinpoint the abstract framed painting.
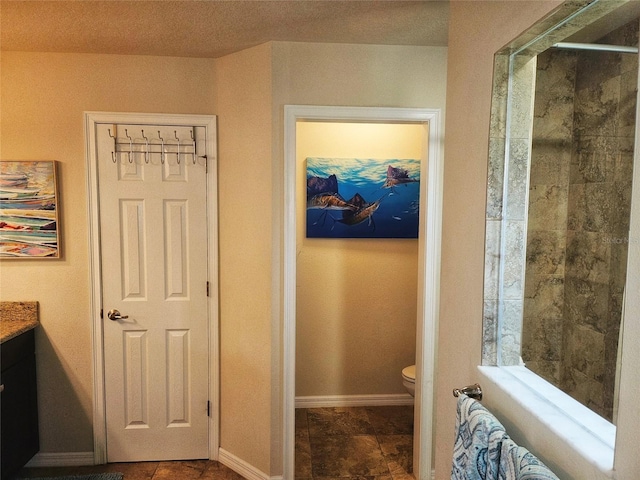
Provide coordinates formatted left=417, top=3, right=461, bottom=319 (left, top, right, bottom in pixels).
left=306, top=157, right=420, bottom=239
left=0, top=160, right=60, bottom=258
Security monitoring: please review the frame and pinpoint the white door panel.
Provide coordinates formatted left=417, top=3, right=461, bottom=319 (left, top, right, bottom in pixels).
left=97, top=124, right=209, bottom=461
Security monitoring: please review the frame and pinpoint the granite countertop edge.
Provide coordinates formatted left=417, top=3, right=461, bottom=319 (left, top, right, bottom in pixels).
left=0, top=301, right=40, bottom=344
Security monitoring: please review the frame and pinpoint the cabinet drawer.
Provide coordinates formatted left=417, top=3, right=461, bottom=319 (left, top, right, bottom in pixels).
left=1, top=330, right=39, bottom=480
left=1, top=328, right=35, bottom=370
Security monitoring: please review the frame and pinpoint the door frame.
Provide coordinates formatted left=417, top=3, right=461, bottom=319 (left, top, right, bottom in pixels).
left=283, top=105, right=443, bottom=479
left=84, top=112, right=219, bottom=464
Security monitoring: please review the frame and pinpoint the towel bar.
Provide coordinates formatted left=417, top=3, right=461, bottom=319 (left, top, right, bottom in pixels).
left=453, top=383, right=482, bottom=401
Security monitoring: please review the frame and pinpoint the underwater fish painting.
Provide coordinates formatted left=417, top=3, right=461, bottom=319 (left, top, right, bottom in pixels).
left=382, top=165, right=419, bottom=189
left=306, top=157, right=420, bottom=238
left=0, top=161, right=60, bottom=258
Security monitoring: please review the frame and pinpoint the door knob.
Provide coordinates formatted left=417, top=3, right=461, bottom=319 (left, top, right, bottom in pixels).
left=107, top=309, right=129, bottom=321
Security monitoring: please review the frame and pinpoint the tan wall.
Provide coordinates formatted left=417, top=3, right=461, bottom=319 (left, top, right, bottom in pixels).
left=296, top=122, right=423, bottom=397
left=214, top=43, right=275, bottom=474
left=0, top=52, right=216, bottom=453
left=211, top=42, right=447, bottom=475
left=434, top=2, right=562, bottom=477
left=0, top=42, right=445, bottom=477
left=270, top=41, right=446, bottom=475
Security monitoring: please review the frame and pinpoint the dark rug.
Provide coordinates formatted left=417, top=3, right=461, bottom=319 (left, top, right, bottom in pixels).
left=16, top=474, right=123, bottom=480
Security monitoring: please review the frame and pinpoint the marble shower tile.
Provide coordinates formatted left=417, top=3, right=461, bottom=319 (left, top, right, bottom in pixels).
left=529, top=140, right=571, bottom=186
left=567, top=182, right=615, bottom=233
left=484, top=219, right=502, bottom=300
left=562, top=367, right=606, bottom=419
left=482, top=300, right=499, bottom=365
left=601, top=18, right=639, bottom=77
left=575, top=50, right=621, bottom=92
left=527, top=184, right=568, bottom=231
left=309, top=435, right=390, bottom=478
left=612, top=182, right=633, bottom=237
left=524, top=360, right=560, bottom=385
left=570, top=136, right=617, bottom=185
left=525, top=230, right=566, bottom=275
left=502, top=220, right=525, bottom=299
left=564, top=276, right=609, bottom=333
left=523, top=274, right=564, bottom=319
left=617, top=69, right=638, bottom=138
left=573, top=75, right=620, bottom=137
left=533, top=50, right=576, bottom=141
left=565, top=231, right=611, bottom=283
left=489, top=54, right=510, bottom=141
left=609, top=240, right=629, bottom=294
left=603, top=312, right=621, bottom=421
left=510, top=55, right=537, bottom=141
left=500, top=299, right=524, bottom=366
left=522, top=309, right=562, bottom=362
left=505, top=138, right=530, bottom=221
left=614, top=137, right=634, bottom=182
left=522, top=273, right=563, bottom=380
left=486, top=137, right=505, bottom=220
left=566, top=324, right=605, bottom=381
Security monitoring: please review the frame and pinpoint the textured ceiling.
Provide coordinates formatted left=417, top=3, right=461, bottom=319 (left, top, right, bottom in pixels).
left=0, top=1, right=449, bottom=58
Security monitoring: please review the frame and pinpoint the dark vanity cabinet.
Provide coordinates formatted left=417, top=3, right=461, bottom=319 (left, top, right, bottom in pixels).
left=1, top=328, right=39, bottom=479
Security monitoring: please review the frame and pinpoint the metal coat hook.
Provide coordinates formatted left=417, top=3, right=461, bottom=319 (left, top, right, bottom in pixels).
left=157, top=131, right=165, bottom=164
left=141, top=130, right=150, bottom=163
left=190, top=130, right=197, bottom=164
left=124, top=129, right=133, bottom=163
left=108, top=128, right=117, bottom=163
left=174, top=131, right=181, bottom=164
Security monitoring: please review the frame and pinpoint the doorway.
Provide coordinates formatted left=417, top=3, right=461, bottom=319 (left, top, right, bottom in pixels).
left=85, top=112, right=219, bottom=464
left=283, top=105, right=443, bottom=479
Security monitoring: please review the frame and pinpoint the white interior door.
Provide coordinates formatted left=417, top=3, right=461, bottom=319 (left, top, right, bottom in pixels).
left=96, top=123, right=210, bottom=462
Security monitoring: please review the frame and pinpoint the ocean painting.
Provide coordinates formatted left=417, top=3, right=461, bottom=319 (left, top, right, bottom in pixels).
left=306, top=157, right=420, bottom=239
left=0, top=161, right=60, bottom=258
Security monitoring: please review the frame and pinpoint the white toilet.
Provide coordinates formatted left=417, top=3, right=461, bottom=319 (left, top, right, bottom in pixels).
left=402, top=364, right=416, bottom=397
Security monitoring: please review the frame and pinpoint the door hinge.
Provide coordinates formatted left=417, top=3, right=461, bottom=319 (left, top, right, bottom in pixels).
left=207, top=400, right=211, bottom=417
left=206, top=281, right=210, bottom=297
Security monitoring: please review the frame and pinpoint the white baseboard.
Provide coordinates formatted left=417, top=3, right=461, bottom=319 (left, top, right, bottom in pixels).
left=25, top=451, right=95, bottom=467
left=295, top=393, right=414, bottom=408
left=218, top=447, right=282, bottom=480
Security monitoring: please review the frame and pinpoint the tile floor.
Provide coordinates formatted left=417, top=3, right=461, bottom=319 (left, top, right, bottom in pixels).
left=14, top=460, right=244, bottom=479
left=14, top=405, right=414, bottom=480
left=296, top=405, right=415, bottom=479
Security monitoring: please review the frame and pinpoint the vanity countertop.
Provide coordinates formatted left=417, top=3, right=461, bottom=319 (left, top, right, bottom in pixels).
left=0, top=301, right=39, bottom=344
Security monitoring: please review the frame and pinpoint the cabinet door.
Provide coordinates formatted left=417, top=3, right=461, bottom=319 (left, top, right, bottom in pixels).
left=1, top=354, right=39, bottom=480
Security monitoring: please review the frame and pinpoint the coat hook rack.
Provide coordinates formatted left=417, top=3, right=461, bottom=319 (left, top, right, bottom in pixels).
left=157, top=131, right=165, bottom=164
left=174, top=131, right=181, bottom=164
left=141, top=130, right=150, bottom=163
left=124, top=129, right=133, bottom=163
left=108, top=128, right=117, bottom=163
left=108, top=126, right=203, bottom=166
left=190, top=130, right=197, bottom=164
